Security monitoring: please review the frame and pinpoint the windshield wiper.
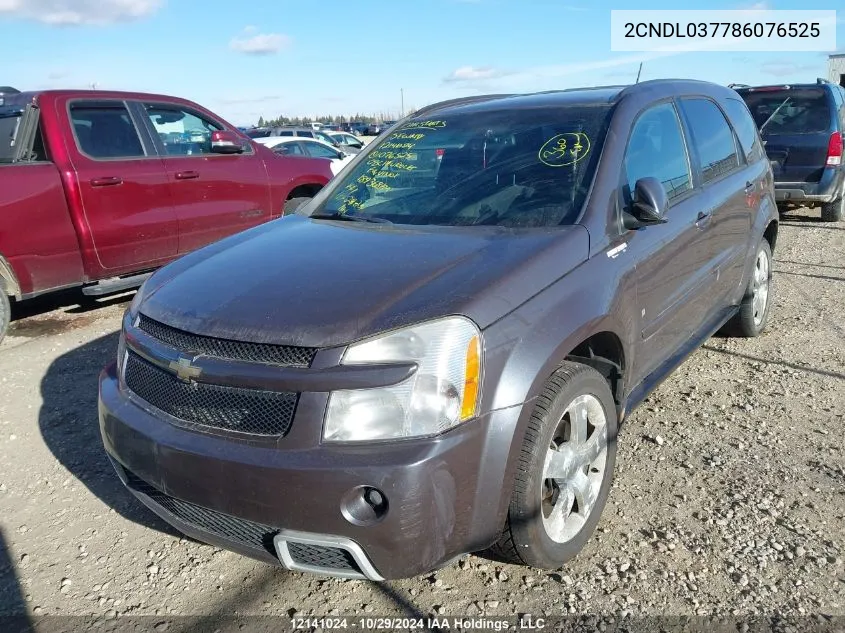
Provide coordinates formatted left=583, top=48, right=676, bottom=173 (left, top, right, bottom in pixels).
left=309, top=212, right=392, bottom=224
left=759, top=97, right=791, bottom=135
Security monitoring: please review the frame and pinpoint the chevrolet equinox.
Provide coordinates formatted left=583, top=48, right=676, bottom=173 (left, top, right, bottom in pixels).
left=99, top=80, right=778, bottom=580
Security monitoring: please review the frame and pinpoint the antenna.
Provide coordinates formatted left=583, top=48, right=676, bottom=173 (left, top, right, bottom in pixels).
left=635, top=63, right=643, bottom=84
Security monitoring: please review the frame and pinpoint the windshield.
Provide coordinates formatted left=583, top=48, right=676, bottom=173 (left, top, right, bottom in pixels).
left=0, top=111, right=22, bottom=163
left=740, top=89, right=830, bottom=135
left=314, top=105, right=611, bottom=227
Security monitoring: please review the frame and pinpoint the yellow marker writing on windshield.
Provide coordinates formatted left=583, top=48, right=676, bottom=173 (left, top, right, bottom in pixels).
left=538, top=133, right=591, bottom=167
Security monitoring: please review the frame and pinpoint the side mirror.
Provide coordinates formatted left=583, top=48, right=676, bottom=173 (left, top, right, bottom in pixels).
left=624, top=177, right=668, bottom=229
left=210, top=130, right=246, bottom=154
left=337, top=150, right=347, bottom=159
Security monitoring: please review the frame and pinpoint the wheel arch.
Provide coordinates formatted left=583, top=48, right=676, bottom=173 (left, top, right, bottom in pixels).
left=471, top=314, right=632, bottom=551
left=0, top=254, right=21, bottom=299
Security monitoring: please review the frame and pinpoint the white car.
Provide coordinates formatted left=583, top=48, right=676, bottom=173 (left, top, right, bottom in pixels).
left=326, top=131, right=366, bottom=152
left=254, top=136, right=355, bottom=176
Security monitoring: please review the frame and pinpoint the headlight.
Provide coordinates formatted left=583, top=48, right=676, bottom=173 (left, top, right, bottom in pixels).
left=128, top=279, right=148, bottom=316
left=323, top=317, right=482, bottom=442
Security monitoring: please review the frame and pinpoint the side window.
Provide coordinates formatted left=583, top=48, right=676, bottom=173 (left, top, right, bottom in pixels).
left=278, top=130, right=294, bottom=136
left=679, top=98, right=741, bottom=184
left=70, top=103, right=145, bottom=159
left=624, top=102, right=692, bottom=203
left=722, top=97, right=763, bottom=164
left=304, top=141, right=339, bottom=159
left=298, top=130, right=315, bottom=138
left=274, top=142, right=304, bottom=156
left=144, top=104, right=222, bottom=156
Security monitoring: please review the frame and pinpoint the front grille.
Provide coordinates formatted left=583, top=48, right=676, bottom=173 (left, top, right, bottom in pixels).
left=124, top=352, right=297, bottom=436
left=123, top=469, right=278, bottom=555
left=138, top=314, right=316, bottom=367
left=287, top=542, right=359, bottom=572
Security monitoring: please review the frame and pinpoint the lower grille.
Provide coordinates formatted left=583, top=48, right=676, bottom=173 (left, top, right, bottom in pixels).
left=120, top=466, right=368, bottom=577
left=124, top=352, right=297, bottom=436
left=123, top=469, right=278, bottom=556
left=287, top=542, right=359, bottom=572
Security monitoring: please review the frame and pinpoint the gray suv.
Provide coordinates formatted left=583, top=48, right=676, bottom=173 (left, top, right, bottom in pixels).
left=99, top=79, right=778, bottom=580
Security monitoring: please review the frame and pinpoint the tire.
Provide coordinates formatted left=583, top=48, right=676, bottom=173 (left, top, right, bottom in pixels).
left=820, top=196, right=844, bottom=222
left=284, top=196, right=312, bottom=215
left=723, top=239, right=773, bottom=338
left=491, top=361, right=618, bottom=569
left=0, top=290, right=10, bottom=345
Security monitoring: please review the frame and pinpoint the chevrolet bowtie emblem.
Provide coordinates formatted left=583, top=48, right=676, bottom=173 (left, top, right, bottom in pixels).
left=169, top=356, right=202, bottom=382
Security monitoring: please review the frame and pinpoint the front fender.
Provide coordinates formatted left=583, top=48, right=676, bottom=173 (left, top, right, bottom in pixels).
left=471, top=254, right=638, bottom=541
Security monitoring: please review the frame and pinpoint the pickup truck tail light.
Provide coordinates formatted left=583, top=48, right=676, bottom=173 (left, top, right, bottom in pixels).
left=826, top=132, right=843, bottom=167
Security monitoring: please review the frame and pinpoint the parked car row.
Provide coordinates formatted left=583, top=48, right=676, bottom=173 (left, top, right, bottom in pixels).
left=253, top=136, right=356, bottom=175
left=0, top=89, right=334, bottom=342
left=246, top=125, right=366, bottom=156
left=97, top=78, right=784, bottom=582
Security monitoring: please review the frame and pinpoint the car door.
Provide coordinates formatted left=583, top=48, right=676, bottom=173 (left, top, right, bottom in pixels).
left=65, top=99, right=178, bottom=275
left=139, top=101, right=273, bottom=255
left=622, top=101, right=717, bottom=384
left=300, top=139, right=346, bottom=173
left=710, top=96, right=768, bottom=294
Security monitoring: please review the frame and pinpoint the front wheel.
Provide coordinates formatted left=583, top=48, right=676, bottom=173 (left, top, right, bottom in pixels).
left=723, top=239, right=772, bottom=338
left=492, top=361, right=618, bottom=569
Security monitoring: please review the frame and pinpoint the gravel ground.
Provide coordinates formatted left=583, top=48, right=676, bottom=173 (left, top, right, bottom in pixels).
left=0, top=206, right=843, bottom=624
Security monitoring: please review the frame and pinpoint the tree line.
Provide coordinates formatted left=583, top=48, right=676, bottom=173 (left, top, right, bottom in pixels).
left=256, top=110, right=416, bottom=128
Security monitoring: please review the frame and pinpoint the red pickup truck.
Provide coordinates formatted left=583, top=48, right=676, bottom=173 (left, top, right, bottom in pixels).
left=0, top=89, right=333, bottom=342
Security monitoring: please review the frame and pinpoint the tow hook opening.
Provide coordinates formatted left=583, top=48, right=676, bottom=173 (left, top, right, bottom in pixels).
left=341, top=485, right=389, bottom=526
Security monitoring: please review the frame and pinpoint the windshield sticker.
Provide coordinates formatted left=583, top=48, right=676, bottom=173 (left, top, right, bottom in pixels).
left=538, top=133, right=591, bottom=168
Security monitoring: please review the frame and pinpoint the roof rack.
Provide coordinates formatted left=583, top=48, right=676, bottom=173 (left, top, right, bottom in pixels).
left=817, top=77, right=831, bottom=85
left=728, top=83, right=751, bottom=89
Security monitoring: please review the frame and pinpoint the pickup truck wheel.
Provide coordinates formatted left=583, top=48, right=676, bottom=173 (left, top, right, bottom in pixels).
left=724, top=239, right=772, bottom=338
left=284, top=197, right=312, bottom=214
left=820, top=196, right=844, bottom=222
left=0, top=290, right=10, bottom=344
left=491, top=361, right=617, bottom=569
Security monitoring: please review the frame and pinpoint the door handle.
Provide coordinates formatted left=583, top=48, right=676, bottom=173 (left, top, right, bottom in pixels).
left=695, top=210, right=712, bottom=227
left=175, top=170, right=200, bottom=180
left=745, top=181, right=755, bottom=193
left=90, top=176, right=123, bottom=187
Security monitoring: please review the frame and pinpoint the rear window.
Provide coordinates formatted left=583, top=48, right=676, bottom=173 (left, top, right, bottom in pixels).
left=246, top=129, right=271, bottom=138
left=0, top=111, right=21, bottom=163
left=317, top=105, right=612, bottom=227
left=739, top=89, right=831, bottom=134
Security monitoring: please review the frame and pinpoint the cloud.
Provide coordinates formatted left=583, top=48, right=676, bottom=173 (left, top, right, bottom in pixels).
left=229, top=30, right=291, bottom=55
left=0, top=0, right=163, bottom=25
left=760, top=59, right=819, bottom=77
left=443, top=65, right=513, bottom=83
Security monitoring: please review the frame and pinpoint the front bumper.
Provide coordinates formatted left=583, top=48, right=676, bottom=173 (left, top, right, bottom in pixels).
left=774, top=167, right=843, bottom=203
left=99, top=362, right=518, bottom=580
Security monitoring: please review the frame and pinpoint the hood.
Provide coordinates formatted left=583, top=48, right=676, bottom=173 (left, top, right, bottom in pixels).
left=139, top=216, right=590, bottom=347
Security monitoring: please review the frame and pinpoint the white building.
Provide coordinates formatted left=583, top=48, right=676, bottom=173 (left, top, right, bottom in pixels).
left=829, top=53, right=845, bottom=86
